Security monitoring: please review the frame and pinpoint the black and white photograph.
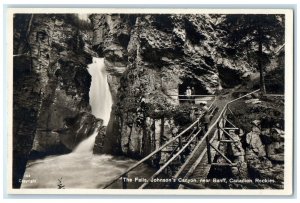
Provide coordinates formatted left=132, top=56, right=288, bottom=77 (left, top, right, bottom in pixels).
left=7, top=8, right=293, bottom=195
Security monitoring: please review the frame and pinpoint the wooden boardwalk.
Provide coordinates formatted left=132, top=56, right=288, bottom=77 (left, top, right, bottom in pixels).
left=102, top=90, right=260, bottom=189
left=174, top=97, right=229, bottom=189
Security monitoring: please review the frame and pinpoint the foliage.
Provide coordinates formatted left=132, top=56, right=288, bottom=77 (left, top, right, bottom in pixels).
left=228, top=99, right=284, bottom=132
left=57, top=177, right=65, bottom=189
left=146, top=102, right=192, bottom=127
left=219, top=14, right=285, bottom=93
left=172, top=103, right=193, bottom=126
left=220, top=14, right=284, bottom=53
left=63, top=14, right=93, bottom=31
left=264, top=67, right=284, bottom=94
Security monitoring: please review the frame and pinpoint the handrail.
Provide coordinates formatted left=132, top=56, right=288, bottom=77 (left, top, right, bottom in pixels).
left=178, top=99, right=211, bottom=101
left=102, top=97, right=216, bottom=189
left=168, top=94, right=216, bottom=97
left=172, top=124, right=212, bottom=179
left=174, top=89, right=260, bottom=182
left=139, top=129, right=201, bottom=189
left=228, top=89, right=260, bottom=104
left=164, top=127, right=196, bottom=163
left=173, top=107, right=229, bottom=180
left=102, top=120, right=199, bottom=188
left=103, top=90, right=258, bottom=189
left=196, top=89, right=260, bottom=150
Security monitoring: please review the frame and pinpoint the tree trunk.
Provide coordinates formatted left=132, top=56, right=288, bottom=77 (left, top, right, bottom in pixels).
left=258, top=32, right=266, bottom=94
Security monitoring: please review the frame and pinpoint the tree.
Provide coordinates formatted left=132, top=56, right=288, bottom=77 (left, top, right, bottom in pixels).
left=220, top=14, right=284, bottom=94
left=57, top=177, right=65, bottom=189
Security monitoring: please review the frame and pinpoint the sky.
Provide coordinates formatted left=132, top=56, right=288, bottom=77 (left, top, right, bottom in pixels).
left=78, top=13, right=90, bottom=21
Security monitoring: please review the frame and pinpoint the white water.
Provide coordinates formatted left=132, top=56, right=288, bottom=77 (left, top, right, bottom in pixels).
left=72, top=131, right=98, bottom=154
left=87, top=57, right=112, bottom=125
left=21, top=57, right=153, bottom=189
left=21, top=154, right=154, bottom=189
left=71, top=57, right=112, bottom=155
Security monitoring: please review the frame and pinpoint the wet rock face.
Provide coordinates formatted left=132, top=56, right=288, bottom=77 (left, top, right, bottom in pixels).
left=13, top=14, right=98, bottom=188
left=93, top=126, right=107, bottom=154
left=26, top=14, right=97, bottom=153
left=90, top=14, right=134, bottom=100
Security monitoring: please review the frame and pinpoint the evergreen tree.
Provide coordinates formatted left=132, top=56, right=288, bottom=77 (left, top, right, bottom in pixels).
left=220, top=14, right=284, bottom=94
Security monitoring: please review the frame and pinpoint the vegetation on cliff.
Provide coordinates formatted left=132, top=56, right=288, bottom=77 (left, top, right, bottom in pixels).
left=89, top=14, right=285, bottom=159
left=13, top=13, right=285, bottom=189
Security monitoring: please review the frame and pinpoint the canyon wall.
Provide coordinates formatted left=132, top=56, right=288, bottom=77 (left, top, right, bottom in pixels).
left=13, top=14, right=102, bottom=188
left=89, top=14, right=255, bottom=159
left=12, top=13, right=284, bottom=188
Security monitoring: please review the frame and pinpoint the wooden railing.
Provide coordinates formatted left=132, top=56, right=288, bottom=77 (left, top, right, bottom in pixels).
left=167, top=94, right=216, bottom=102
left=176, top=89, right=261, bottom=189
left=102, top=96, right=216, bottom=189
left=102, top=90, right=259, bottom=189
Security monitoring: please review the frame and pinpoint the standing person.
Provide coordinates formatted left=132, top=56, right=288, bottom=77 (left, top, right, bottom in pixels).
left=186, top=86, right=192, bottom=104
left=191, top=87, right=195, bottom=104
left=200, top=101, right=210, bottom=132
left=194, top=107, right=201, bottom=118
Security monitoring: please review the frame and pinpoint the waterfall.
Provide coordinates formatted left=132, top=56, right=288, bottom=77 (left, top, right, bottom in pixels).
left=72, top=131, right=98, bottom=154
left=87, top=57, right=113, bottom=126
left=21, top=58, right=154, bottom=189
left=71, top=57, right=112, bottom=154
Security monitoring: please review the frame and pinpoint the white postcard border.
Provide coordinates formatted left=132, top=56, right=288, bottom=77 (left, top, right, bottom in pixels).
left=6, top=7, right=294, bottom=196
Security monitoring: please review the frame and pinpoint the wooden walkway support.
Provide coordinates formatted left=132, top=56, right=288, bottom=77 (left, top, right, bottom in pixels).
left=102, top=96, right=217, bottom=189
left=176, top=89, right=260, bottom=189
left=102, top=90, right=259, bottom=189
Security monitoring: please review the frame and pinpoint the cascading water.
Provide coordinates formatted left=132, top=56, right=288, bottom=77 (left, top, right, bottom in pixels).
left=87, top=57, right=112, bottom=125
left=72, top=131, right=98, bottom=154
left=21, top=57, right=154, bottom=189
left=71, top=57, right=112, bottom=155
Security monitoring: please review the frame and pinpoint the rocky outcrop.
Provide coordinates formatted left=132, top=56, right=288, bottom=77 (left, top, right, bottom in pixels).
left=90, top=14, right=258, bottom=157
left=261, top=127, right=284, bottom=162
left=235, top=118, right=284, bottom=189
left=12, top=13, right=285, bottom=189
left=246, top=127, right=267, bottom=158
left=93, top=126, right=107, bottom=154
left=13, top=14, right=100, bottom=188
left=89, top=14, right=255, bottom=159
left=90, top=14, right=134, bottom=100
left=211, top=95, right=284, bottom=188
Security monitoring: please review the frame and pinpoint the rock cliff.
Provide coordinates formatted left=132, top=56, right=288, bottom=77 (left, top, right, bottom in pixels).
left=228, top=96, right=285, bottom=188
left=13, top=14, right=101, bottom=188
left=12, top=13, right=284, bottom=188
left=89, top=14, right=258, bottom=159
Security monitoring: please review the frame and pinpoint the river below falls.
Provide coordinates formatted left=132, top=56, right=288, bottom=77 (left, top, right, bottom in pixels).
left=21, top=57, right=155, bottom=189
left=21, top=153, right=155, bottom=189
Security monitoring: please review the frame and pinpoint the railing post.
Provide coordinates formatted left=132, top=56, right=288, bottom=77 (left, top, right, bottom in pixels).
left=196, top=119, right=200, bottom=141
left=122, top=173, right=128, bottom=189
left=217, top=120, right=221, bottom=141
left=206, top=136, right=212, bottom=164
left=179, top=136, right=182, bottom=149
left=178, top=136, right=184, bottom=163
left=223, top=106, right=228, bottom=127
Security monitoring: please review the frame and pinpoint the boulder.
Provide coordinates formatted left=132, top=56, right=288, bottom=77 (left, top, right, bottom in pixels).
left=246, top=130, right=266, bottom=158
